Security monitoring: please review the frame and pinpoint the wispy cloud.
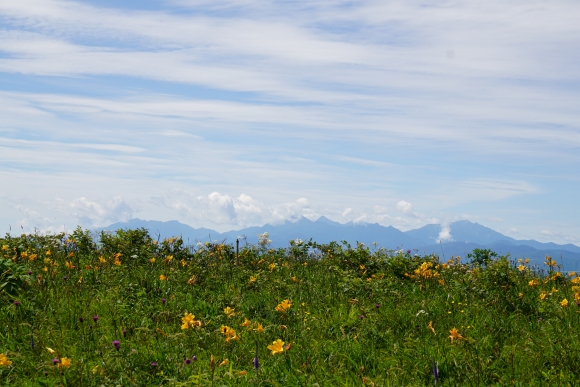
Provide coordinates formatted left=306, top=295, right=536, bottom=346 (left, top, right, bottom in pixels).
left=0, top=0, right=579, bottom=243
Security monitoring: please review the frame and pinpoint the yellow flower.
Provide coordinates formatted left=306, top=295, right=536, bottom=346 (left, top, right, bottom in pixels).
left=1, top=245, right=8, bottom=251
left=46, top=347, right=55, bottom=354
left=43, top=266, right=48, bottom=272
left=528, top=278, right=539, bottom=287
left=518, top=293, right=523, bottom=299
left=275, top=299, right=292, bottom=313
left=427, top=321, right=436, bottom=335
left=0, top=354, right=12, bottom=367
left=267, top=339, right=285, bottom=355
left=224, top=306, right=236, bottom=317
left=65, top=261, right=76, bottom=269
left=149, top=258, right=156, bottom=263
left=46, top=250, right=51, bottom=255
left=159, top=274, right=167, bottom=281
left=560, top=298, right=569, bottom=307
left=540, top=292, right=547, bottom=300
left=219, top=359, right=229, bottom=367
left=575, top=293, right=580, bottom=303
left=438, top=279, right=445, bottom=285
left=181, top=312, right=202, bottom=329
left=269, top=263, right=276, bottom=270
left=551, top=287, right=558, bottom=293
left=292, top=276, right=297, bottom=282
left=113, top=257, right=121, bottom=266
left=59, top=357, right=72, bottom=369
left=220, top=325, right=240, bottom=342
left=517, top=265, right=525, bottom=272
left=449, top=327, right=463, bottom=342
left=572, top=276, right=580, bottom=284
left=254, top=323, right=264, bottom=333
left=162, top=255, right=173, bottom=264
left=248, top=276, right=257, bottom=285
left=188, top=275, right=197, bottom=285
left=99, top=256, right=106, bottom=264
left=238, top=370, right=248, bottom=376
left=241, top=318, right=252, bottom=327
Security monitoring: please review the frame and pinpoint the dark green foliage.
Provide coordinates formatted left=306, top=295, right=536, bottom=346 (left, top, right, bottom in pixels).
left=468, top=248, right=498, bottom=266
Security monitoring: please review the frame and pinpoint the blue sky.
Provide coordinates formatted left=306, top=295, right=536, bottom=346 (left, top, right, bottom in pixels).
left=0, top=0, right=579, bottom=244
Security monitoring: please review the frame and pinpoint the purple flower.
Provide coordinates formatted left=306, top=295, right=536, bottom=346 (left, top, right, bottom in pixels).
left=28, top=271, right=33, bottom=275
left=184, top=358, right=192, bottom=365
left=63, top=276, right=67, bottom=280
left=44, top=371, right=48, bottom=376
left=432, top=360, right=439, bottom=384
left=93, top=315, right=99, bottom=322
left=253, top=342, right=259, bottom=370
left=112, top=340, right=120, bottom=351
left=161, top=298, right=166, bottom=304
left=359, top=315, right=364, bottom=319
left=375, top=303, right=381, bottom=309
left=79, top=317, right=84, bottom=323
left=407, top=250, right=411, bottom=254
left=13, top=300, right=20, bottom=306
left=122, top=329, right=127, bottom=337
left=30, top=336, right=35, bottom=350
left=52, top=358, right=60, bottom=365
left=192, top=355, right=197, bottom=361
left=151, top=362, right=158, bottom=368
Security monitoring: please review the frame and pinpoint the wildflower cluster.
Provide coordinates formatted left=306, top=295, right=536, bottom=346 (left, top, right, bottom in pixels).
left=2, top=229, right=580, bottom=386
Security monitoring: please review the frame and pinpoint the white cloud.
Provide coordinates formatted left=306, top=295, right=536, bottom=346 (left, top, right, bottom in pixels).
left=151, top=190, right=316, bottom=230
left=395, top=201, right=419, bottom=218
left=437, top=225, right=453, bottom=243
left=57, top=196, right=134, bottom=227
left=0, top=0, right=579, bottom=244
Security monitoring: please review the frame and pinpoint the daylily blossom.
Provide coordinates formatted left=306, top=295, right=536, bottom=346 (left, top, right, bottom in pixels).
left=449, top=328, right=463, bottom=342
left=428, top=321, right=436, bottom=335
left=224, top=306, right=235, bottom=317
left=181, top=312, right=202, bottom=329
left=59, top=357, right=72, bottom=369
left=267, top=339, right=285, bottom=355
left=275, top=299, right=292, bottom=313
left=0, top=354, right=12, bottom=367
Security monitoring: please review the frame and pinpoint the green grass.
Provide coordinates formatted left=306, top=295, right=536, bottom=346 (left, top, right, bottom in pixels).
left=1, top=227, right=580, bottom=386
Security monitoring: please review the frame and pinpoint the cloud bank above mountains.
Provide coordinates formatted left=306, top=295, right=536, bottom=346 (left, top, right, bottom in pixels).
left=0, top=0, right=579, bottom=244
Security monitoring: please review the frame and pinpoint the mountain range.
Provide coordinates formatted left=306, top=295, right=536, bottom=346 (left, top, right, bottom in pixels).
left=99, top=217, right=580, bottom=270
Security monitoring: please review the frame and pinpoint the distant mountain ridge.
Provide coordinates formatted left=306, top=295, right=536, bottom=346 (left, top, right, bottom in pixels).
left=99, top=217, right=580, bottom=270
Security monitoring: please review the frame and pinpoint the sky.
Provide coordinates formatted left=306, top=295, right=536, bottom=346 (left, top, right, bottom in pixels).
left=0, top=0, right=579, bottom=244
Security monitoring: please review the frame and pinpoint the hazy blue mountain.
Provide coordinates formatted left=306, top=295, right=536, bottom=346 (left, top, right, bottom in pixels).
left=414, top=240, right=580, bottom=271
left=99, top=217, right=580, bottom=269
left=218, top=216, right=425, bottom=250
left=405, top=220, right=580, bottom=253
left=404, top=220, right=517, bottom=245
left=100, top=219, right=219, bottom=243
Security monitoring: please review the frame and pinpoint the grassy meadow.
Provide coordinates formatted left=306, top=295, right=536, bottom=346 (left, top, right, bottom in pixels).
left=1, top=227, right=580, bottom=386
